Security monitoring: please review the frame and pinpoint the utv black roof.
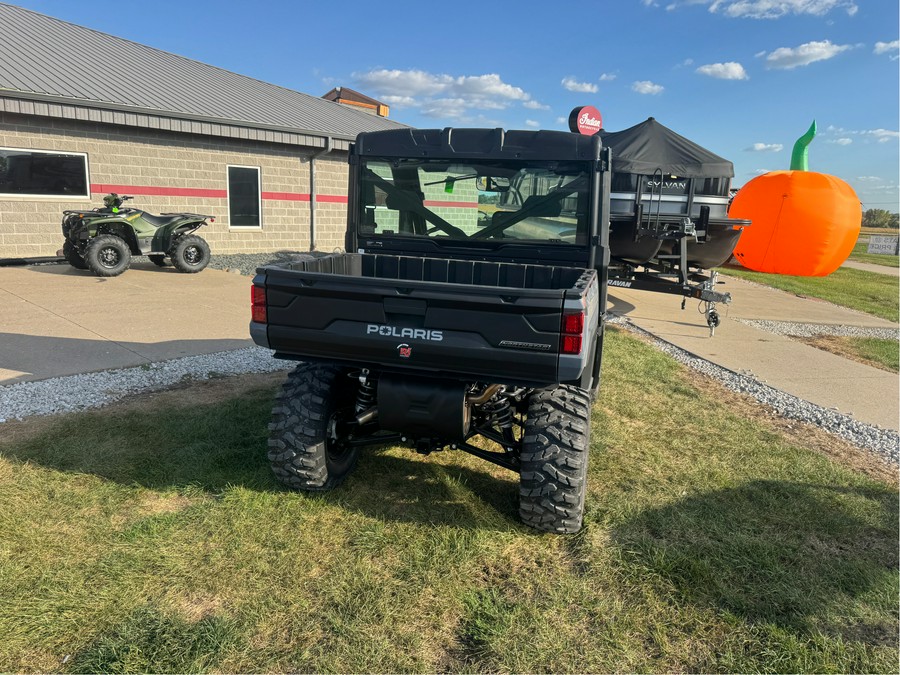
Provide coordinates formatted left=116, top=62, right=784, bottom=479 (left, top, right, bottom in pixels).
left=354, top=128, right=603, bottom=162
left=599, top=117, right=734, bottom=178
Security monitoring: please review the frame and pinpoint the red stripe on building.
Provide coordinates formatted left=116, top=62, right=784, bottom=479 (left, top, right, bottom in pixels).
left=91, top=184, right=227, bottom=198
left=261, top=191, right=310, bottom=202
left=91, top=184, right=346, bottom=203
left=423, top=200, right=479, bottom=208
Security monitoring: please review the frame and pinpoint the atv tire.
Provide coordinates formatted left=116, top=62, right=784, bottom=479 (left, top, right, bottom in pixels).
left=148, top=255, right=169, bottom=267
left=62, top=240, right=87, bottom=270
left=268, top=363, right=359, bottom=491
left=85, top=234, right=131, bottom=277
left=519, top=385, right=591, bottom=534
left=169, top=235, right=210, bottom=273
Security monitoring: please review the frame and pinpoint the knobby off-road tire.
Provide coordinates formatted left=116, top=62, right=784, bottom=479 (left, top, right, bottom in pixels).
left=62, top=240, right=87, bottom=269
left=520, top=385, right=592, bottom=534
left=268, top=363, right=359, bottom=491
left=169, top=234, right=210, bottom=273
left=85, top=234, right=131, bottom=277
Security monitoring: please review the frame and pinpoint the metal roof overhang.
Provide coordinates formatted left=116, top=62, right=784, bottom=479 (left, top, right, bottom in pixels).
left=0, top=89, right=353, bottom=152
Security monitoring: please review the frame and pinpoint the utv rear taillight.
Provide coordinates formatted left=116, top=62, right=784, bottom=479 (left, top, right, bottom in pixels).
left=251, top=285, right=267, bottom=324
left=562, top=312, right=585, bottom=335
left=560, top=311, right=585, bottom=355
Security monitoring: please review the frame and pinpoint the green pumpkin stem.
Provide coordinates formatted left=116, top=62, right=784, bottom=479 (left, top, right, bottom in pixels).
left=790, top=120, right=817, bottom=171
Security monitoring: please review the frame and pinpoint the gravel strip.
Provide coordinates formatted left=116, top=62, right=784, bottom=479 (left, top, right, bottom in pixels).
left=0, top=347, right=290, bottom=423
left=208, top=250, right=321, bottom=277
left=608, top=316, right=899, bottom=465
left=736, top=319, right=899, bottom=341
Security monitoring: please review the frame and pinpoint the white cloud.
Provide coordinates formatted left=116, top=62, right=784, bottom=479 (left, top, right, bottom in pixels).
left=865, top=129, right=900, bottom=143
left=356, top=69, right=451, bottom=97
left=525, top=120, right=541, bottom=128
left=420, top=98, right=470, bottom=119
left=874, top=40, right=900, bottom=60
left=825, top=126, right=900, bottom=143
left=696, top=62, right=749, bottom=79
left=762, top=40, right=852, bottom=69
left=354, top=69, right=537, bottom=121
left=746, top=142, right=783, bottom=152
left=864, top=183, right=899, bottom=192
left=707, top=1, right=858, bottom=19
left=632, top=80, right=665, bottom=94
left=523, top=100, right=550, bottom=110
left=380, top=95, right=417, bottom=107
left=599, top=73, right=617, bottom=81
left=857, top=176, right=882, bottom=182
left=562, top=77, right=598, bottom=93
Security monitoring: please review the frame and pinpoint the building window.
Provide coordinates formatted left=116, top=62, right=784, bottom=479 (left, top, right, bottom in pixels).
left=0, top=147, right=89, bottom=197
left=228, top=165, right=261, bottom=227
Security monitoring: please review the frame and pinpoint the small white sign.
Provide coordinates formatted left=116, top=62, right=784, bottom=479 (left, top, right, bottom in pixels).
left=866, top=236, right=899, bottom=255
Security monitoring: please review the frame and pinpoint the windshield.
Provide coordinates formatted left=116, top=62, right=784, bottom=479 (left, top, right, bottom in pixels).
left=358, top=158, right=590, bottom=245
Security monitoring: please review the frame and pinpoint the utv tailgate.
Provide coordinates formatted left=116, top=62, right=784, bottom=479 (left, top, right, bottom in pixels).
left=252, top=253, right=598, bottom=387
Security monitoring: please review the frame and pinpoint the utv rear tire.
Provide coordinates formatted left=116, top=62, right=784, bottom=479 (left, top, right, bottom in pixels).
left=169, top=235, right=210, bottom=273
left=268, top=363, right=359, bottom=491
left=519, top=385, right=591, bottom=534
left=63, top=240, right=87, bottom=270
left=85, top=235, right=131, bottom=277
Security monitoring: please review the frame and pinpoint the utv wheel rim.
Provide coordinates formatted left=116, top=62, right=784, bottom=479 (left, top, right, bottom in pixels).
left=99, top=247, right=120, bottom=267
left=326, top=413, right=353, bottom=463
left=184, top=246, right=202, bottom=265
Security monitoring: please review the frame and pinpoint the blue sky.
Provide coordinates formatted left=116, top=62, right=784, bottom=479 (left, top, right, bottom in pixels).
left=13, top=0, right=900, bottom=210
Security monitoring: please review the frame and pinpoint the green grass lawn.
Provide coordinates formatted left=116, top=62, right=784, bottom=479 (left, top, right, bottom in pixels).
left=0, top=330, right=897, bottom=673
left=849, top=336, right=900, bottom=371
left=722, top=266, right=899, bottom=323
left=849, top=242, right=900, bottom=268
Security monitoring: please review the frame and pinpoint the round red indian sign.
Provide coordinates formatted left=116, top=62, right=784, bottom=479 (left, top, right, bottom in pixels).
left=568, top=106, right=603, bottom=135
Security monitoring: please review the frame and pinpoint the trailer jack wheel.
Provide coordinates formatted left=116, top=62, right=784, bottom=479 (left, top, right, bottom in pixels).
left=706, top=307, right=720, bottom=336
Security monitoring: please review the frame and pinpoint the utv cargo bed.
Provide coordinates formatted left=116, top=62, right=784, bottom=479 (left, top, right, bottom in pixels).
left=252, top=252, right=599, bottom=388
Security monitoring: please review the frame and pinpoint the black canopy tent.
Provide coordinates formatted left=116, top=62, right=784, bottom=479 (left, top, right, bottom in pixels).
left=599, top=117, right=735, bottom=178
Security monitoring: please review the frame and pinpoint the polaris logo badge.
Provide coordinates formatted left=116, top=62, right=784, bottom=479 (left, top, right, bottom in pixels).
left=609, top=280, right=633, bottom=287
left=366, top=324, right=443, bottom=341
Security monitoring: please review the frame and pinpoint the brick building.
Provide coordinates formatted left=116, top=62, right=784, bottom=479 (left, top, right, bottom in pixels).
left=0, top=3, right=405, bottom=259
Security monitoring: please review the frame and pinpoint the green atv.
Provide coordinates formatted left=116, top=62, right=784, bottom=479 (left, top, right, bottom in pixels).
left=61, top=194, right=213, bottom=277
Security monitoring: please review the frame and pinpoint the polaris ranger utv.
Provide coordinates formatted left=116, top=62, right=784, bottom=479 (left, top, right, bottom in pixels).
left=251, top=128, right=611, bottom=533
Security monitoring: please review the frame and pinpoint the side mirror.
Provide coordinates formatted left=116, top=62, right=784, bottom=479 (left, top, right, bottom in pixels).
left=476, top=177, right=510, bottom=193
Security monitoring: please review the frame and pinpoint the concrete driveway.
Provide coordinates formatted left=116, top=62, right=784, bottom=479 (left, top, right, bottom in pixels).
left=0, top=262, right=254, bottom=385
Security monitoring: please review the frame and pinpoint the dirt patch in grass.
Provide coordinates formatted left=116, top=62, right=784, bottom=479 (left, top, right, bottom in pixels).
left=797, top=335, right=899, bottom=373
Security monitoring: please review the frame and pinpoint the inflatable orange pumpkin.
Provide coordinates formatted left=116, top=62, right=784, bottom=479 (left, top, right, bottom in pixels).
left=729, top=121, right=861, bottom=276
